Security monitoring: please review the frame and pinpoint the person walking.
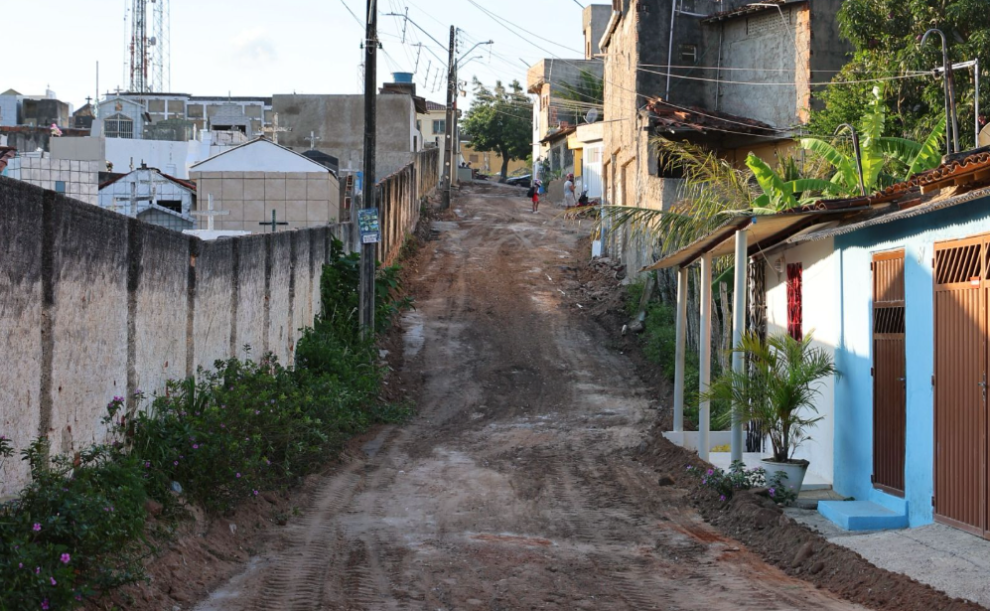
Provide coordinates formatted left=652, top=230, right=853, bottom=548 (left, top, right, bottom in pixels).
left=563, top=173, right=577, bottom=208
left=528, top=179, right=542, bottom=213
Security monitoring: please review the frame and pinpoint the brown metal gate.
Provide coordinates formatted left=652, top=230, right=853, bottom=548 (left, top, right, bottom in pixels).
left=872, top=251, right=906, bottom=495
left=933, top=237, right=986, bottom=535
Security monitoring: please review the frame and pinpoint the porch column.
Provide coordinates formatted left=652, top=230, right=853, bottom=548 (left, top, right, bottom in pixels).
left=673, top=267, right=688, bottom=432
left=698, top=252, right=713, bottom=461
left=731, top=228, right=749, bottom=462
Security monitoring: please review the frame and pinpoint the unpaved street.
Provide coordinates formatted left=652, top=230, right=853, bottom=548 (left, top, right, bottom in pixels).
left=193, top=184, right=865, bottom=610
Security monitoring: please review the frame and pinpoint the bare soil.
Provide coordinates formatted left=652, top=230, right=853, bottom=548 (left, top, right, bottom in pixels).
left=157, top=183, right=873, bottom=610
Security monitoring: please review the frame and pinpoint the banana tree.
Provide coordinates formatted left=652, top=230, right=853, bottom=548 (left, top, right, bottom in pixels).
left=800, top=86, right=945, bottom=196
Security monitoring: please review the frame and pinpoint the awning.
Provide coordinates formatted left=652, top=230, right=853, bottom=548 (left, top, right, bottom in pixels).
left=642, top=205, right=875, bottom=271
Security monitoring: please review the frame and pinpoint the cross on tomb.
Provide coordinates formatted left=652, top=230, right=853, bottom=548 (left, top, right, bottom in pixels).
left=191, top=194, right=230, bottom=231
left=259, top=112, right=292, bottom=145
left=259, top=210, right=289, bottom=233
left=305, top=131, right=322, bottom=149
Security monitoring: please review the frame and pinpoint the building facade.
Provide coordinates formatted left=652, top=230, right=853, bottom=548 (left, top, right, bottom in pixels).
left=189, top=138, right=340, bottom=233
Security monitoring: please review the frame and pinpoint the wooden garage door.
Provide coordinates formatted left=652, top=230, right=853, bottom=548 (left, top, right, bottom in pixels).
left=933, top=237, right=986, bottom=535
left=872, top=251, right=906, bottom=496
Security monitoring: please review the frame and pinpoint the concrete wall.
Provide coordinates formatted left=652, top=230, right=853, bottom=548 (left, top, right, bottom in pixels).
left=583, top=5, right=613, bottom=59
left=191, top=170, right=340, bottom=233
left=273, top=94, right=417, bottom=177
left=764, top=237, right=838, bottom=484
left=0, top=176, right=333, bottom=496
left=705, top=4, right=812, bottom=129
left=834, top=201, right=990, bottom=527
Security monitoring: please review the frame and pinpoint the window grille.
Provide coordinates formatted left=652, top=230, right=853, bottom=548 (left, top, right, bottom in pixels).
left=105, top=113, right=135, bottom=139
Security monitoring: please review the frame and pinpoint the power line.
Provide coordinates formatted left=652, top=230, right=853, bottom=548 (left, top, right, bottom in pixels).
left=337, top=0, right=364, bottom=28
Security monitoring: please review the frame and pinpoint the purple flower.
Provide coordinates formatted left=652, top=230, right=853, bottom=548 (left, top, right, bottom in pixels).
left=50, top=577, right=57, bottom=586
left=60, top=553, right=71, bottom=564
left=41, top=599, right=50, bottom=610
left=221, top=423, right=226, bottom=428
left=145, top=462, right=151, bottom=468
left=255, top=410, right=260, bottom=415
left=253, top=490, right=259, bottom=496
left=720, top=495, right=726, bottom=502
left=173, top=461, right=179, bottom=466
left=18, top=563, right=23, bottom=568
left=706, top=469, right=714, bottom=476
left=769, top=488, right=776, bottom=497
left=32, top=523, right=41, bottom=532
left=35, top=567, right=41, bottom=574
left=702, top=478, right=707, bottom=485
left=193, top=444, right=199, bottom=449
left=236, top=472, right=241, bottom=478
left=686, top=465, right=693, bottom=471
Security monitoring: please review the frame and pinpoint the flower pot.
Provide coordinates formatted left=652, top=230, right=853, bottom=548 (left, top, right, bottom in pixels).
left=760, top=458, right=809, bottom=495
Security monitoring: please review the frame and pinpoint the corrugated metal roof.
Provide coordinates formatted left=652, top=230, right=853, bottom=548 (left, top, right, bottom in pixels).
left=790, top=186, right=990, bottom=243
left=647, top=99, right=778, bottom=137
left=703, top=0, right=807, bottom=23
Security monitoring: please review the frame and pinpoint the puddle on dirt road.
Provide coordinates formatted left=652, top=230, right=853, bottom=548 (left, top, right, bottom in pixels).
left=402, top=310, right=426, bottom=358
left=431, top=221, right=459, bottom=232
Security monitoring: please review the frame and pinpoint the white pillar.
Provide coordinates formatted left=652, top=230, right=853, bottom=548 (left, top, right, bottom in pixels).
left=698, top=252, right=713, bottom=461
left=673, top=267, right=688, bottom=432
left=731, top=228, right=749, bottom=462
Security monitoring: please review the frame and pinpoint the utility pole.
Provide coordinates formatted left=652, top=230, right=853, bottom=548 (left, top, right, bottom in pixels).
left=441, top=26, right=456, bottom=209
left=359, top=0, right=379, bottom=335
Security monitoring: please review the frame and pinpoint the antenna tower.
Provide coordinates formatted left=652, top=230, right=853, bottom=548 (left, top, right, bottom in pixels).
left=128, top=0, right=170, bottom=93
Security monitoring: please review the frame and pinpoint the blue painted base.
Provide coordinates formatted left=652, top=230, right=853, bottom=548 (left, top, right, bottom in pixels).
left=818, top=500, right=909, bottom=531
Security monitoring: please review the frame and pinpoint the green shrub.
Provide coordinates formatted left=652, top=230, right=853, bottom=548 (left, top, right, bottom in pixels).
left=0, top=437, right=147, bottom=610
left=686, top=460, right=798, bottom=505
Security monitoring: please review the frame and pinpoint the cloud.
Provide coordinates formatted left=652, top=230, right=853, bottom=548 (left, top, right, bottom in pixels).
left=230, top=28, right=278, bottom=64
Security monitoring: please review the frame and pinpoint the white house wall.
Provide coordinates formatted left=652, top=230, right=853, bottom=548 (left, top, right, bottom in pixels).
left=764, top=236, right=838, bottom=484
left=98, top=171, right=195, bottom=216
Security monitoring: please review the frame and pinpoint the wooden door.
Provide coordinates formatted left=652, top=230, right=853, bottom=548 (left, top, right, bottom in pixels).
left=933, top=237, right=986, bottom=535
left=872, top=251, right=906, bottom=496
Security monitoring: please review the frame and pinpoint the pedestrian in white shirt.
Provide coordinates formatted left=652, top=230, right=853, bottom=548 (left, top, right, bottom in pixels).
left=563, top=173, right=577, bottom=208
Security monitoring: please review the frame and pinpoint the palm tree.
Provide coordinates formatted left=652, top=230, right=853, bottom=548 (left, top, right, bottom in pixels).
left=705, top=332, right=837, bottom=463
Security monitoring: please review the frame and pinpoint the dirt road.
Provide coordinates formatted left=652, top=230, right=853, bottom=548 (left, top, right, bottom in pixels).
left=193, top=184, right=865, bottom=610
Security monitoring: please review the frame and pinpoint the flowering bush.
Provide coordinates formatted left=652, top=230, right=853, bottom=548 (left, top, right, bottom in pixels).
left=687, top=460, right=798, bottom=505
left=0, top=438, right=146, bottom=610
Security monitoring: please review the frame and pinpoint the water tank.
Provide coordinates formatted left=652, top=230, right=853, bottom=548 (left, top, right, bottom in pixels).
left=392, top=72, right=414, bottom=84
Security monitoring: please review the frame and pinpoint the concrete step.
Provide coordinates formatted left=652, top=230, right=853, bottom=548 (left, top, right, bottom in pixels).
left=818, top=500, right=909, bottom=531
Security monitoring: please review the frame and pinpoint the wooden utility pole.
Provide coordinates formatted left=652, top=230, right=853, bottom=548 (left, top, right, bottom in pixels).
left=441, top=26, right=456, bottom=209
left=359, top=0, right=379, bottom=335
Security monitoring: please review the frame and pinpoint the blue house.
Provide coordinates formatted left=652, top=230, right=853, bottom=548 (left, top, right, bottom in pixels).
left=647, top=146, right=990, bottom=538
left=774, top=150, right=990, bottom=534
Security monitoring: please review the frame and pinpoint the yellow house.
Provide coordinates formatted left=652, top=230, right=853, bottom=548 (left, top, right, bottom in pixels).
left=460, top=141, right=529, bottom=177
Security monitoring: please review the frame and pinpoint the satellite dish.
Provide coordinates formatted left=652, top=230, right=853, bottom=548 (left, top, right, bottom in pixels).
left=979, top=123, right=990, bottom=148
left=585, top=109, right=599, bottom=124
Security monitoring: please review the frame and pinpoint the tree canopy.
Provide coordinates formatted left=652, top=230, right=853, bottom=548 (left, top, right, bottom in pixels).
left=809, top=0, right=990, bottom=147
left=461, top=79, right=532, bottom=181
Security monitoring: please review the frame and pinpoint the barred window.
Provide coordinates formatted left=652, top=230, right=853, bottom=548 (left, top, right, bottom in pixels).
left=105, top=113, right=134, bottom=139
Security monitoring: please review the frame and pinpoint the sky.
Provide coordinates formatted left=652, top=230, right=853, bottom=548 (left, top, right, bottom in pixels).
left=3, top=0, right=591, bottom=111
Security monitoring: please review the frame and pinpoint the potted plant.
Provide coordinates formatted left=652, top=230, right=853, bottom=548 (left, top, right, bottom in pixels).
left=704, top=332, right=837, bottom=493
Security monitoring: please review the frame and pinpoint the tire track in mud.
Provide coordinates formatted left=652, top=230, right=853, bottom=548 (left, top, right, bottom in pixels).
left=191, top=185, right=868, bottom=611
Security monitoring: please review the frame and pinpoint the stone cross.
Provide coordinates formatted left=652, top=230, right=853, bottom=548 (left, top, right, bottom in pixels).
left=191, top=194, right=229, bottom=231
left=259, top=209, right=288, bottom=233
left=260, top=112, right=292, bottom=145
left=305, top=131, right=322, bottom=149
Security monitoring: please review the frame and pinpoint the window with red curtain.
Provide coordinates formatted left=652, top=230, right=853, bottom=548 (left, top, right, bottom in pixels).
left=787, top=263, right=803, bottom=340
